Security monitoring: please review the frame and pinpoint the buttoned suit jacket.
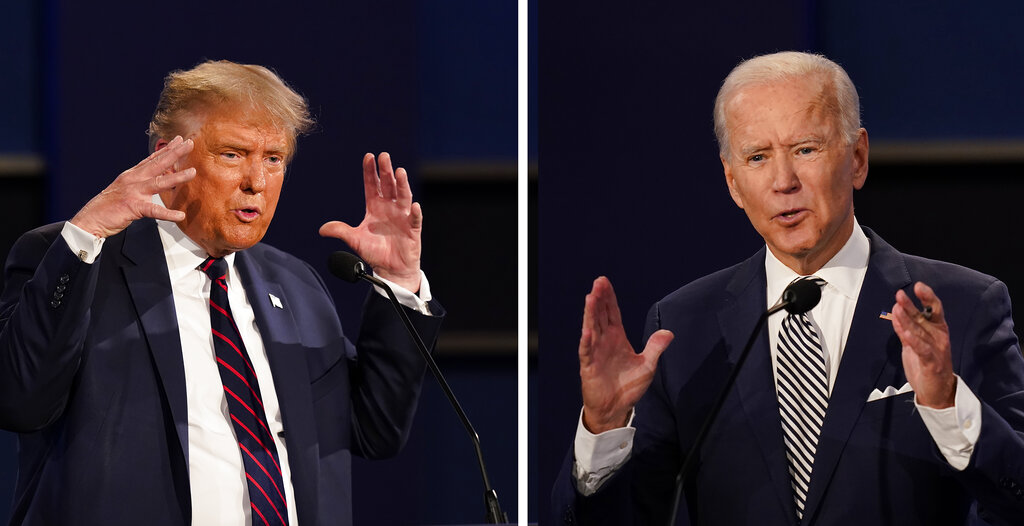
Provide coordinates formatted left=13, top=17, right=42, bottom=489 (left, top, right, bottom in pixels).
left=0, top=219, right=444, bottom=525
left=553, top=228, right=1024, bottom=526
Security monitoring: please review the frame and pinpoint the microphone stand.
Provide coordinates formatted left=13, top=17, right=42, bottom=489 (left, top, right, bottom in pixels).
left=352, top=262, right=509, bottom=524
left=665, top=299, right=789, bottom=526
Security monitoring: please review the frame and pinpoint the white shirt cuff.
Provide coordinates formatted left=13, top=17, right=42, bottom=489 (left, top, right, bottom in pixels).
left=572, top=408, right=636, bottom=495
left=371, top=270, right=433, bottom=315
left=915, top=375, right=981, bottom=471
left=61, top=221, right=106, bottom=264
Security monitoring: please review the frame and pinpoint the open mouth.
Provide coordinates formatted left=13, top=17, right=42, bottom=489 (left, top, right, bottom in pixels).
left=775, top=208, right=806, bottom=222
left=233, top=208, right=261, bottom=222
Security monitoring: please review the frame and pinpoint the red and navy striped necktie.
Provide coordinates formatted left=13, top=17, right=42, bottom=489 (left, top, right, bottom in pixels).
left=201, top=257, right=289, bottom=526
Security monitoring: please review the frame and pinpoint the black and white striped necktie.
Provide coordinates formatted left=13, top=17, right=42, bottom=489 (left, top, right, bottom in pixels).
left=775, top=276, right=828, bottom=521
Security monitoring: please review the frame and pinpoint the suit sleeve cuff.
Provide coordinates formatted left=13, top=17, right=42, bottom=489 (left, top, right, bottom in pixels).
left=915, top=375, right=981, bottom=471
left=371, top=270, right=432, bottom=315
left=572, top=408, right=635, bottom=495
left=61, top=221, right=105, bottom=264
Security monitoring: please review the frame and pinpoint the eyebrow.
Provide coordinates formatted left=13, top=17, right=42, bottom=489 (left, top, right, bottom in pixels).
left=784, top=136, right=825, bottom=147
left=214, top=140, right=290, bottom=157
left=738, top=144, right=769, bottom=157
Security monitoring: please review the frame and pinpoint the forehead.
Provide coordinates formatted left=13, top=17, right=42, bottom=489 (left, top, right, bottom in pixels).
left=189, top=104, right=292, bottom=152
left=725, top=76, right=837, bottom=146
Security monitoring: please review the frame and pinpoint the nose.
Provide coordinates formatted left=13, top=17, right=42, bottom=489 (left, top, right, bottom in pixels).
left=241, top=158, right=267, bottom=194
left=770, top=155, right=800, bottom=194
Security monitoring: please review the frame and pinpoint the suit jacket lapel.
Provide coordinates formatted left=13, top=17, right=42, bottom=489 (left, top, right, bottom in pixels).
left=235, top=250, right=319, bottom=525
left=800, top=229, right=912, bottom=524
left=120, top=219, right=190, bottom=464
left=717, top=247, right=798, bottom=520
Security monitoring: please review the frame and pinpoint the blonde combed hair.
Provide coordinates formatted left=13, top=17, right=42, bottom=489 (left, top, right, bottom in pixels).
left=147, top=60, right=315, bottom=157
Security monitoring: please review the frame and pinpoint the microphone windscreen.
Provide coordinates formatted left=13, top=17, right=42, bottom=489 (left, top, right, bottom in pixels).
left=782, top=278, right=823, bottom=314
left=327, top=251, right=366, bottom=283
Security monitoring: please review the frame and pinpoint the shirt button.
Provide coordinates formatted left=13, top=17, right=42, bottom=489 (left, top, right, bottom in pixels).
left=619, top=442, right=628, bottom=450
left=963, top=418, right=973, bottom=429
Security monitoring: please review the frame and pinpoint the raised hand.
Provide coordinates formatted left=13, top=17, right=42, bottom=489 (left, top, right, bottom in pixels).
left=70, top=136, right=196, bottom=238
left=891, top=281, right=956, bottom=409
left=580, top=276, right=674, bottom=434
left=319, top=152, right=422, bottom=292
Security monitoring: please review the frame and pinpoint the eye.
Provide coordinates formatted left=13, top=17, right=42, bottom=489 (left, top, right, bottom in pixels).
left=221, top=151, right=240, bottom=160
left=748, top=154, right=765, bottom=163
left=797, top=147, right=815, bottom=155
left=266, top=155, right=283, bottom=165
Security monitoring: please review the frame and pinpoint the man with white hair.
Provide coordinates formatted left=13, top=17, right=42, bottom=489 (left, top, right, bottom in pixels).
left=553, top=51, right=1024, bottom=525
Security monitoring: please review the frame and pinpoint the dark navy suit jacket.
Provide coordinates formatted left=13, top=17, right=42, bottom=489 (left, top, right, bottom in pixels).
left=0, top=219, right=444, bottom=525
left=554, top=228, right=1024, bottom=526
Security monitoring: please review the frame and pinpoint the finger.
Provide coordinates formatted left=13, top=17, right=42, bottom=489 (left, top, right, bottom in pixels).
left=138, top=201, right=186, bottom=222
left=142, top=137, right=194, bottom=178
left=139, top=135, right=183, bottom=166
left=642, top=329, right=675, bottom=364
left=395, top=166, right=413, bottom=206
left=579, top=327, right=594, bottom=365
left=378, top=152, right=398, bottom=201
left=362, top=153, right=381, bottom=203
left=583, top=283, right=603, bottom=336
left=894, top=289, right=928, bottom=324
left=150, top=167, right=196, bottom=192
left=318, top=220, right=357, bottom=242
left=593, top=276, right=622, bottom=329
left=409, top=202, right=423, bottom=230
left=913, top=281, right=945, bottom=321
left=891, top=303, right=935, bottom=355
left=591, top=277, right=616, bottom=333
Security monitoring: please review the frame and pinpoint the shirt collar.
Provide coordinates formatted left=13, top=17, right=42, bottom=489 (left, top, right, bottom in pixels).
left=765, top=218, right=870, bottom=305
left=152, top=195, right=237, bottom=280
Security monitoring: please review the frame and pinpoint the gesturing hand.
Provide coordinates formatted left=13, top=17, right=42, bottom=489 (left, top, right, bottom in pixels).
left=891, top=281, right=956, bottom=409
left=580, top=277, right=674, bottom=434
left=70, top=136, right=196, bottom=238
left=319, top=152, right=423, bottom=292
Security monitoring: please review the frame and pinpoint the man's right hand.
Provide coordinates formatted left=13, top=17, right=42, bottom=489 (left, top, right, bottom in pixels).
left=580, top=276, right=674, bottom=434
left=70, top=136, right=196, bottom=239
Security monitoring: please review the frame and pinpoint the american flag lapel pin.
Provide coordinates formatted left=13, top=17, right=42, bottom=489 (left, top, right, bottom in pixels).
left=879, top=311, right=893, bottom=321
left=269, top=293, right=284, bottom=309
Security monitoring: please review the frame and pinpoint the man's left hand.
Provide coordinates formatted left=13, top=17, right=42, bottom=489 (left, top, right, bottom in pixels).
left=320, top=152, right=422, bottom=292
left=891, top=281, right=957, bottom=409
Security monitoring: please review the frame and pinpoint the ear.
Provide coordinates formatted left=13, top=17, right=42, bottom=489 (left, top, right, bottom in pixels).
left=851, top=128, right=869, bottom=190
left=722, top=154, right=745, bottom=209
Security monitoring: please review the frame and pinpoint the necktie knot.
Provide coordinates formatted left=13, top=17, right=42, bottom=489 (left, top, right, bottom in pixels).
left=201, top=257, right=228, bottom=282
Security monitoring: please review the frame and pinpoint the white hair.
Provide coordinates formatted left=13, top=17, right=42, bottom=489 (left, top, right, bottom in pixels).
left=713, top=51, right=861, bottom=158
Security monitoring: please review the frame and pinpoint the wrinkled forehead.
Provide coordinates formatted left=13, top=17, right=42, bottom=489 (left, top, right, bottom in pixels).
left=724, top=76, right=839, bottom=138
left=178, top=100, right=295, bottom=151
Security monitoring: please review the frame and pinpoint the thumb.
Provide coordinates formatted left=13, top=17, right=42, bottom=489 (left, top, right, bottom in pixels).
left=642, top=329, right=675, bottom=365
left=319, top=220, right=356, bottom=242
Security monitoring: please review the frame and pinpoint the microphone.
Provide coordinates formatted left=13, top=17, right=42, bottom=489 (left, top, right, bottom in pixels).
left=327, top=251, right=509, bottom=524
left=666, top=277, right=823, bottom=525
left=328, top=251, right=368, bottom=283
left=781, top=277, right=823, bottom=315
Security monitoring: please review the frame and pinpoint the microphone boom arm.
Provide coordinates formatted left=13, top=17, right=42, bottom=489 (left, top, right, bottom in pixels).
left=352, top=264, right=509, bottom=524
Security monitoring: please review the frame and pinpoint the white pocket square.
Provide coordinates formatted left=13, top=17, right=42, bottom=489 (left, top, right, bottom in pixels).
left=867, top=382, right=913, bottom=402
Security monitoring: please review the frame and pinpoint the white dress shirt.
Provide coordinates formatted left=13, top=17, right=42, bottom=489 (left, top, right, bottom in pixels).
left=573, top=220, right=983, bottom=495
left=61, top=213, right=432, bottom=525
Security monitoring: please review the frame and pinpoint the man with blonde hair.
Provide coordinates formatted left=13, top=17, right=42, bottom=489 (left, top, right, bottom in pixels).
left=0, top=60, right=442, bottom=526
left=553, top=51, right=1024, bottom=525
